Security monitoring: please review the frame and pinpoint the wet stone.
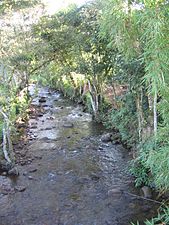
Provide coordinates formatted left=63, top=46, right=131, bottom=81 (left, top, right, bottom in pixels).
left=108, top=188, right=123, bottom=196
left=0, top=176, right=14, bottom=195
left=15, top=185, right=26, bottom=192
left=47, top=116, right=55, bottom=120
left=101, top=133, right=112, bottom=143
left=39, top=137, right=50, bottom=141
left=63, top=123, right=74, bottom=128
left=23, top=171, right=28, bottom=176
left=34, top=155, right=42, bottom=160
left=1, top=172, right=7, bottom=176
left=141, top=186, right=152, bottom=198
left=0, top=161, right=12, bottom=172
left=45, top=127, right=53, bottom=130
left=39, top=97, right=46, bottom=103
left=20, top=161, right=26, bottom=166
left=28, top=167, right=37, bottom=173
left=30, top=125, right=37, bottom=129
left=8, top=167, right=19, bottom=176
left=30, top=115, right=36, bottom=119
left=37, top=113, right=43, bottom=117
left=17, top=123, right=27, bottom=129
left=90, top=173, right=100, bottom=181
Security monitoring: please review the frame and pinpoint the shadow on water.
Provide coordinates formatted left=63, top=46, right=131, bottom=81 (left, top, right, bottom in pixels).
left=0, top=85, right=158, bottom=225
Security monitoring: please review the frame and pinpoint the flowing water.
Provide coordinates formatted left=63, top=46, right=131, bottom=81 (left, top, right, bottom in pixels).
left=0, top=85, right=158, bottom=225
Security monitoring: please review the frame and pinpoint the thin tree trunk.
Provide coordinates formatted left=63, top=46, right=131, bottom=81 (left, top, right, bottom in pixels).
left=153, top=90, right=157, bottom=137
left=0, top=109, right=13, bottom=163
left=136, top=90, right=144, bottom=141
left=2, top=126, right=11, bottom=163
left=136, top=95, right=142, bottom=141
left=88, top=80, right=97, bottom=115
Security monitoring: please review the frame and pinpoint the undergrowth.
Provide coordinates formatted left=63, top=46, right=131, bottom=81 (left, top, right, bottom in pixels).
left=131, top=207, right=169, bottom=225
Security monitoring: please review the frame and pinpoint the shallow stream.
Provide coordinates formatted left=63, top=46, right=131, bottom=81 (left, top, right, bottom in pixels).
left=0, top=85, right=157, bottom=225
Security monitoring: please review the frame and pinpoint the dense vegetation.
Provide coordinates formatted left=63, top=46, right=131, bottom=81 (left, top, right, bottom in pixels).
left=0, top=0, right=169, bottom=223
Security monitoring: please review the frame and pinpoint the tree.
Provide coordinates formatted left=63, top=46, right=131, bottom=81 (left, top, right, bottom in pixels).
left=0, top=0, right=42, bottom=165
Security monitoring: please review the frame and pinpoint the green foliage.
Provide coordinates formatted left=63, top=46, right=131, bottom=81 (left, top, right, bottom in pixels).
left=130, top=128, right=169, bottom=190
left=99, top=0, right=169, bottom=193
left=82, top=93, right=93, bottom=113
left=0, top=0, right=40, bottom=14
left=95, top=99, right=112, bottom=123
left=146, top=129, right=169, bottom=191
left=130, top=159, right=152, bottom=187
left=106, top=90, right=138, bottom=146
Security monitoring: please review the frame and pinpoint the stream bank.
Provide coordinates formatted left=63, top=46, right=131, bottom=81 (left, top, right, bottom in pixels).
left=0, top=85, right=158, bottom=225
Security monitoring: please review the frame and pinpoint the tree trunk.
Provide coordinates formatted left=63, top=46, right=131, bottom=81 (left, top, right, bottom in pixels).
left=153, top=90, right=157, bottom=137
left=136, top=90, right=144, bottom=141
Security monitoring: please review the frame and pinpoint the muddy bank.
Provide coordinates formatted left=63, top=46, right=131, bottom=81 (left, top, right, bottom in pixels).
left=0, top=85, right=158, bottom=225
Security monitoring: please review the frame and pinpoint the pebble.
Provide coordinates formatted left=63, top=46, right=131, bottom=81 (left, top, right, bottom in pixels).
left=90, top=173, right=100, bottom=181
left=101, top=133, right=112, bottom=143
left=34, top=155, right=42, bottom=160
left=45, top=127, right=53, bottom=130
left=2, top=172, right=7, bottom=176
left=108, top=188, right=122, bottom=196
left=28, top=167, right=37, bottom=173
left=47, top=116, right=55, bottom=120
left=37, top=113, right=43, bottom=117
left=30, top=125, right=37, bottom=129
left=39, top=98, right=46, bottom=103
left=21, top=161, right=26, bottom=166
left=63, top=123, right=74, bottom=128
left=15, top=185, right=26, bottom=192
left=23, top=172, right=28, bottom=176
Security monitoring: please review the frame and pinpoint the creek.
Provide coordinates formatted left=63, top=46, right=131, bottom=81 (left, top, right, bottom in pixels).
left=0, top=85, right=158, bottom=225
